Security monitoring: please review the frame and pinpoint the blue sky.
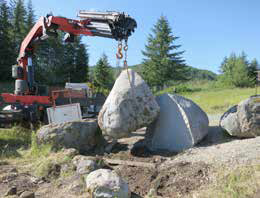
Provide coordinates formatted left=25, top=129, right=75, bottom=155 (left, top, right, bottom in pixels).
left=24, top=0, right=260, bottom=73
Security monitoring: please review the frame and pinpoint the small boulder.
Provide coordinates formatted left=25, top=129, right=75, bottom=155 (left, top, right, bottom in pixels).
left=19, top=191, right=35, bottom=198
left=85, top=169, right=130, bottom=198
left=145, top=94, right=209, bottom=152
left=98, top=69, right=159, bottom=139
left=37, top=119, right=103, bottom=153
left=220, top=96, right=260, bottom=137
left=62, top=148, right=79, bottom=158
left=5, top=186, right=17, bottom=196
left=72, top=155, right=104, bottom=175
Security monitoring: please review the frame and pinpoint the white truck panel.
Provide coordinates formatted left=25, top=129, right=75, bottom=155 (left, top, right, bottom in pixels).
left=47, top=103, right=82, bottom=124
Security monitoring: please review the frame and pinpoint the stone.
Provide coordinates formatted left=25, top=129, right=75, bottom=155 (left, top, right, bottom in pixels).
left=145, top=94, right=209, bottom=152
left=5, top=186, right=17, bottom=196
left=76, top=159, right=96, bottom=175
left=220, top=105, right=240, bottom=135
left=19, top=191, right=35, bottom=198
left=98, top=69, right=160, bottom=139
left=85, top=169, right=130, bottom=198
left=220, top=95, right=260, bottom=137
left=36, top=119, right=103, bottom=153
left=72, top=155, right=104, bottom=175
left=62, top=148, right=79, bottom=158
left=67, top=176, right=85, bottom=194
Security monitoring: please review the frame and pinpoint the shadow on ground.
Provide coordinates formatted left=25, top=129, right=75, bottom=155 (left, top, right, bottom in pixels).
left=127, top=125, right=241, bottom=158
left=197, top=126, right=237, bottom=147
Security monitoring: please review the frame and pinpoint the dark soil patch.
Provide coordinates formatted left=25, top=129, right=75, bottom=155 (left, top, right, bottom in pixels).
left=115, top=161, right=210, bottom=197
left=0, top=165, right=38, bottom=196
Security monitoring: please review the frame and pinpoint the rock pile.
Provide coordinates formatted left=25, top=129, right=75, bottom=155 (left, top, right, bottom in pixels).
left=145, top=94, right=209, bottom=152
left=220, top=95, right=260, bottom=137
left=98, top=69, right=160, bottom=139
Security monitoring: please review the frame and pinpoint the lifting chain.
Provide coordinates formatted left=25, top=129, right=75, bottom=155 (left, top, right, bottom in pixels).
left=116, top=39, right=128, bottom=64
left=123, top=39, right=128, bottom=69
left=116, top=39, right=132, bottom=87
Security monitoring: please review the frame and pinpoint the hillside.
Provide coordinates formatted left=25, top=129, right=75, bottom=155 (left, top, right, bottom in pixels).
left=187, top=66, right=217, bottom=81
left=90, top=64, right=218, bottom=81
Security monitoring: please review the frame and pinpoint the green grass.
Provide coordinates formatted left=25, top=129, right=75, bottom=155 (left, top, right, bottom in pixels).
left=156, top=81, right=257, bottom=114
left=199, top=164, right=260, bottom=198
left=0, top=126, right=52, bottom=159
left=0, top=126, right=32, bottom=158
left=182, top=87, right=256, bottom=114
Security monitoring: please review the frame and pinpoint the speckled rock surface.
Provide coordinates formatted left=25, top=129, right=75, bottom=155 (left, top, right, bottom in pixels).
left=220, top=95, right=260, bottom=137
left=37, top=119, right=102, bottom=152
left=98, top=69, right=160, bottom=139
left=85, top=169, right=130, bottom=198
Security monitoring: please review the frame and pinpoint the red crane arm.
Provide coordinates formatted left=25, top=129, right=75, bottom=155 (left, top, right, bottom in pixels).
left=18, top=16, right=94, bottom=64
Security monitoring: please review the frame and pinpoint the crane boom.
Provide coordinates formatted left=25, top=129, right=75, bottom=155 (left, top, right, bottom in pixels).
left=0, top=11, right=137, bottom=125
left=15, top=11, right=136, bottom=95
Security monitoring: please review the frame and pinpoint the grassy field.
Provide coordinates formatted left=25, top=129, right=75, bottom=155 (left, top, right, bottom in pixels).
left=182, top=87, right=256, bottom=114
left=199, top=164, right=260, bottom=198
left=156, top=81, right=257, bottom=114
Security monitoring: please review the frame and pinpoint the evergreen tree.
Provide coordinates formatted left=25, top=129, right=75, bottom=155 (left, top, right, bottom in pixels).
left=63, top=40, right=76, bottom=83
left=218, top=52, right=255, bottom=87
left=248, top=58, right=259, bottom=84
left=141, top=15, right=187, bottom=89
left=74, top=41, right=89, bottom=83
left=232, top=54, right=251, bottom=87
left=34, top=33, right=65, bottom=85
left=93, top=54, right=114, bottom=91
left=0, top=0, right=15, bottom=81
left=219, top=53, right=236, bottom=86
left=12, top=0, right=27, bottom=54
left=26, top=0, right=35, bottom=31
left=51, top=35, right=89, bottom=84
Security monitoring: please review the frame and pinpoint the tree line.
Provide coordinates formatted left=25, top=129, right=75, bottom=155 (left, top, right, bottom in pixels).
left=219, top=52, right=259, bottom=87
left=0, top=0, right=88, bottom=84
left=1, top=0, right=259, bottom=91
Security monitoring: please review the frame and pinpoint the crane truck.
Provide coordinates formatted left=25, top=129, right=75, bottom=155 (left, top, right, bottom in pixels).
left=0, top=11, right=137, bottom=127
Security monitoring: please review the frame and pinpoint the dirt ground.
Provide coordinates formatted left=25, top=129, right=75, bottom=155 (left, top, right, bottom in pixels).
left=0, top=116, right=259, bottom=198
left=114, top=161, right=210, bottom=198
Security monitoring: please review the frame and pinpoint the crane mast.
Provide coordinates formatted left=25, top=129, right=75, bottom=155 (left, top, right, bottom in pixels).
left=0, top=11, right=137, bottom=126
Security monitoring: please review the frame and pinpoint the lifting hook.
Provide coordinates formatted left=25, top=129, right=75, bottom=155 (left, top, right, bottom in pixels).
left=116, top=43, right=123, bottom=59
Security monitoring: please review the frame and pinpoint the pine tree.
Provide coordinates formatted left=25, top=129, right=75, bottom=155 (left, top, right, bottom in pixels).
left=141, top=15, right=187, bottom=89
left=12, top=0, right=27, bottom=54
left=26, top=0, right=35, bottom=31
left=219, top=53, right=236, bottom=86
left=218, top=52, right=255, bottom=87
left=248, top=58, right=259, bottom=84
left=63, top=41, right=76, bottom=83
left=54, top=36, right=89, bottom=84
left=93, top=54, right=114, bottom=91
left=0, top=0, right=15, bottom=81
left=232, top=54, right=251, bottom=87
left=74, top=40, right=89, bottom=83
left=34, top=33, right=65, bottom=85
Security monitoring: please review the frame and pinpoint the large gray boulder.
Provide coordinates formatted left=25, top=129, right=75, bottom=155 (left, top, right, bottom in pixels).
left=98, top=69, right=160, bottom=139
left=37, top=119, right=103, bottom=152
left=145, top=94, right=209, bottom=152
left=220, top=96, right=260, bottom=137
left=85, top=169, right=130, bottom=198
